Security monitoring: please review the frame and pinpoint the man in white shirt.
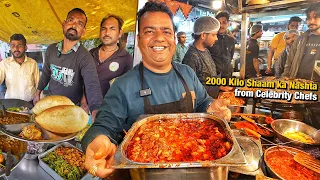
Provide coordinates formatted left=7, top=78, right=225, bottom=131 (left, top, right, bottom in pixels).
left=0, top=34, right=40, bottom=102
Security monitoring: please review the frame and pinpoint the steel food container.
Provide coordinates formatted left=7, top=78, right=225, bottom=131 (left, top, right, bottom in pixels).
left=271, top=119, right=320, bottom=147
left=263, top=146, right=319, bottom=180
left=112, top=113, right=247, bottom=180
left=38, top=142, right=98, bottom=180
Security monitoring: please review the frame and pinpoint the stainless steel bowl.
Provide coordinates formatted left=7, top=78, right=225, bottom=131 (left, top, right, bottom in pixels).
left=271, top=119, right=320, bottom=147
left=264, top=146, right=308, bottom=180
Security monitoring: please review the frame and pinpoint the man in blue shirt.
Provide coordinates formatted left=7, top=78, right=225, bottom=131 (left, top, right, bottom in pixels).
left=82, top=2, right=231, bottom=178
left=173, top=31, right=188, bottom=63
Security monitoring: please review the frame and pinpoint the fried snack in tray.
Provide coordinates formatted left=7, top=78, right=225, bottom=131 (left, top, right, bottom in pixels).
left=42, top=146, right=86, bottom=180
left=127, top=118, right=233, bottom=163
left=19, top=124, right=42, bottom=140
left=218, top=92, right=245, bottom=105
left=32, top=95, right=74, bottom=115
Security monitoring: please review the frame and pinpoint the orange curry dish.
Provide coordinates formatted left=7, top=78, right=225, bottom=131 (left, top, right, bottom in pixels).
left=266, top=150, right=320, bottom=180
left=126, top=119, right=233, bottom=163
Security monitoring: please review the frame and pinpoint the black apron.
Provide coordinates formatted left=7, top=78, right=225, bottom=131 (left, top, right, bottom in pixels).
left=139, top=63, right=194, bottom=114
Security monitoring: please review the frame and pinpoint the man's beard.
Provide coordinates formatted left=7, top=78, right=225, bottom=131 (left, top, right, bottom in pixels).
left=309, top=24, right=320, bottom=32
left=64, top=28, right=80, bottom=41
left=13, top=51, right=25, bottom=58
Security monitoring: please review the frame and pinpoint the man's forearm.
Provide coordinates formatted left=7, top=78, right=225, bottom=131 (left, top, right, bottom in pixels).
left=267, top=47, right=275, bottom=69
left=253, top=59, right=260, bottom=75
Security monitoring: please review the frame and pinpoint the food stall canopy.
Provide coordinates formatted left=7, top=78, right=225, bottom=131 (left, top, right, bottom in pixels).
left=0, top=0, right=138, bottom=44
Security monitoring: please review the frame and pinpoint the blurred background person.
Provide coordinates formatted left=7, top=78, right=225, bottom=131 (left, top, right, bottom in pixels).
left=274, top=30, right=300, bottom=77
left=266, top=16, right=302, bottom=74
left=209, top=11, right=236, bottom=78
left=173, top=31, right=188, bottom=63
left=246, top=24, right=263, bottom=78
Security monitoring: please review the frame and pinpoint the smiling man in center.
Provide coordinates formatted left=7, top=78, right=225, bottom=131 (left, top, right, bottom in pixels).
left=82, top=2, right=231, bottom=178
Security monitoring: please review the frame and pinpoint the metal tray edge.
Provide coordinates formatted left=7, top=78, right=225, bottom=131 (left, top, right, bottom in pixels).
left=113, top=113, right=247, bottom=169
left=38, top=142, right=92, bottom=180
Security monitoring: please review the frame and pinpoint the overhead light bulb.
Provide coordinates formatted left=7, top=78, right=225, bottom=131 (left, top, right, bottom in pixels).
left=212, top=0, right=222, bottom=10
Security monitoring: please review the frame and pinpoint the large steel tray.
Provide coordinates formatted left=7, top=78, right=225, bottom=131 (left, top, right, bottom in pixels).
left=0, top=122, right=77, bottom=143
left=111, top=113, right=247, bottom=169
left=38, top=142, right=98, bottom=180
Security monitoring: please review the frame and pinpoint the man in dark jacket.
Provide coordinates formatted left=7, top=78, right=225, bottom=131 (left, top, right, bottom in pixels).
left=283, top=2, right=320, bottom=79
left=209, top=11, right=236, bottom=78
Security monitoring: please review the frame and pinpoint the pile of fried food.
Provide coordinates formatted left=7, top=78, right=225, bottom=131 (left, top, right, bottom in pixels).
left=19, top=124, right=42, bottom=140
left=32, top=95, right=89, bottom=134
left=42, top=146, right=86, bottom=180
left=283, top=131, right=316, bottom=144
left=127, top=118, right=233, bottom=163
left=218, top=92, right=245, bottom=106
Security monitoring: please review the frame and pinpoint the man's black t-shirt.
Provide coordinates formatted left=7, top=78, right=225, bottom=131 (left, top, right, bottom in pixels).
left=245, top=38, right=259, bottom=78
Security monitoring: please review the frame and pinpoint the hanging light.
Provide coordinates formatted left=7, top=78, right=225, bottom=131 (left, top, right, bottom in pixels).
left=212, top=0, right=222, bottom=10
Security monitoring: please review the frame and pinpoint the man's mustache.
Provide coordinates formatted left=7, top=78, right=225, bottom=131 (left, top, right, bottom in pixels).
left=103, top=35, right=111, bottom=39
left=67, top=28, right=78, bottom=33
left=13, top=51, right=20, bottom=53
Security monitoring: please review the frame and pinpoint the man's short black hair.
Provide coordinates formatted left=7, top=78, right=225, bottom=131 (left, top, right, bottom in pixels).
left=288, top=16, right=302, bottom=24
left=100, top=15, right=124, bottom=31
left=215, top=11, right=230, bottom=21
left=305, top=2, right=320, bottom=19
left=137, top=1, right=175, bottom=33
left=67, top=8, right=87, bottom=26
left=10, top=34, right=26, bottom=46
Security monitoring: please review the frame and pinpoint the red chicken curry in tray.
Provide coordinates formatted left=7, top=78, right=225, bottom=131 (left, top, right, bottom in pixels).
left=126, top=118, right=233, bottom=163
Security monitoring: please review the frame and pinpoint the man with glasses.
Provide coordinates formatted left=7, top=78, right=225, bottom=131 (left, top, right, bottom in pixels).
left=266, top=16, right=302, bottom=74
left=0, top=34, right=39, bottom=103
left=283, top=2, right=320, bottom=80
left=209, top=11, right=236, bottom=78
left=173, top=31, right=188, bottom=63
left=34, top=8, right=103, bottom=121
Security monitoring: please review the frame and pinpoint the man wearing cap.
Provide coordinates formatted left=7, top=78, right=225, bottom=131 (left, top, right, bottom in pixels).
left=209, top=11, right=236, bottom=78
left=182, top=16, right=221, bottom=98
left=274, top=30, right=299, bottom=77
left=173, top=31, right=188, bottom=63
left=245, top=24, right=263, bottom=78
left=266, top=16, right=302, bottom=74
left=283, top=3, right=320, bottom=80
